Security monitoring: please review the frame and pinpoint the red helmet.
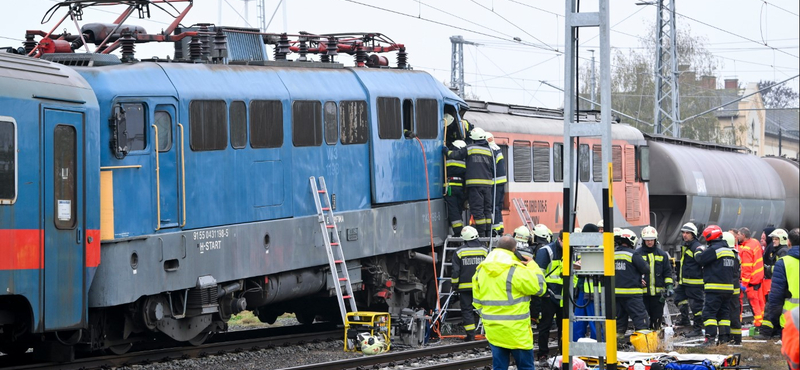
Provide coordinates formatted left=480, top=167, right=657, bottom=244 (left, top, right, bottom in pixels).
left=702, top=225, right=723, bottom=242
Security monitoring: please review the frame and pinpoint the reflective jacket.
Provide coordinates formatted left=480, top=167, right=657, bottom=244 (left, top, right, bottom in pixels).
left=782, top=307, right=799, bottom=370
left=695, top=239, right=736, bottom=292
left=491, top=146, right=507, bottom=185
left=536, top=240, right=563, bottom=298
left=448, top=141, right=495, bottom=187
left=740, top=238, right=765, bottom=286
left=472, top=248, right=547, bottom=350
left=451, top=239, right=488, bottom=291
left=763, top=246, right=800, bottom=329
left=443, top=142, right=466, bottom=186
left=516, top=241, right=535, bottom=260
left=615, top=244, right=649, bottom=295
left=732, top=247, right=742, bottom=296
left=634, top=243, right=675, bottom=296
left=679, top=238, right=704, bottom=286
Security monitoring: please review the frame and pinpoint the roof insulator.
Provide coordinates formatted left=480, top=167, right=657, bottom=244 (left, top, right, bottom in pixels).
left=397, top=46, right=407, bottom=69
left=274, top=33, right=290, bottom=61
left=189, top=35, right=203, bottom=62
left=297, top=36, right=308, bottom=62
left=325, top=37, right=338, bottom=63
left=198, top=24, right=212, bottom=61
left=120, top=30, right=137, bottom=63
left=213, top=28, right=228, bottom=63
left=354, top=42, right=367, bottom=67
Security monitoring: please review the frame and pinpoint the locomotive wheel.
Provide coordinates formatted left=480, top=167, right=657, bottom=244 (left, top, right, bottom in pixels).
left=295, top=310, right=315, bottom=325
left=188, top=331, right=211, bottom=346
left=107, top=343, right=132, bottom=355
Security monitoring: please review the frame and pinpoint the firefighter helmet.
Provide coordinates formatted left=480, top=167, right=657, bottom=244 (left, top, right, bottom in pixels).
left=452, top=140, right=467, bottom=149
left=617, top=229, right=637, bottom=246
left=470, top=127, right=487, bottom=141
left=680, top=222, right=698, bottom=236
left=769, top=228, right=789, bottom=246
left=574, top=227, right=582, bottom=233
left=702, top=225, right=723, bottom=242
left=461, top=226, right=479, bottom=241
left=533, top=224, right=551, bottom=243
left=722, top=231, right=737, bottom=249
left=597, top=219, right=604, bottom=229
left=513, top=226, right=531, bottom=243
left=641, top=226, right=658, bottom=241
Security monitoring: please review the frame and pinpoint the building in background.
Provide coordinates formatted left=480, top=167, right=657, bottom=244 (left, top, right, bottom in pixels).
left=763, top=108, right=800, bottom=160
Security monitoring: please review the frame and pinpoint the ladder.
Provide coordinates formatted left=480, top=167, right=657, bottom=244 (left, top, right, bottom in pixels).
left=512, top=198, right=536, bottom=232
left=309, top=176, right=357, bottom=323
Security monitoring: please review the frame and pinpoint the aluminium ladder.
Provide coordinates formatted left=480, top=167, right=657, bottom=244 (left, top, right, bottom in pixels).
left=512, top=198, right=536, bottom=232
left=310, top=176, right=357, bottom=323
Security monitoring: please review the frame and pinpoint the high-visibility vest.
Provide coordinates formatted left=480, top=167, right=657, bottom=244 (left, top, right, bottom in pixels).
left=781, top=255, right=799, bottom=327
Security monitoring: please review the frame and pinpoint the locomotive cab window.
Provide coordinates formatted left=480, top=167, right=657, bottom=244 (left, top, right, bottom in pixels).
left=0, top=119, right=16, bottom=203
left=340, top=100, right=368, bottom=144
left=190, top=100, right=227, bottom=151
left=324, top=101, right=338, bottom=145
left=377, top=97, right=401, bottom=139
left=54, top=125, right=77, bottom=229
left=154, top=110, right=172, bottom=152
left=416, top=98, right=438, bottom=139
left=402, top=99, right=414, bottom=138
left=123, top=103, right=146, bottom=152
left=250, top=100, right=283, bottom=148
left=637, top=145, right=650, bottom=182
left=230, top=101, right=247, bottom=149
left=292, top=101, right=322, bottom=147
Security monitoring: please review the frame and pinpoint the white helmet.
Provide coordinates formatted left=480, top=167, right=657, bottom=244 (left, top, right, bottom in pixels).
left=461, top=226, right=479, bottom=241
left=452, top=140, right=467, bottom=149
left=722, top=231, right=737, bottom=249
left=616, top=229, right=637, bottom=246
left=513, top=226, right=531, bottom=243
left=485, top=132, right=494, bottom=140
left=358, top=333, right=387, bottom=355
left=574, top=227, right=582, bottom=233
left=680, top=222, right=698, bottom=237
left=470, top=127, right=487, bottom=141
left=613, top=227, right=622, bottom=236
left=597, top=219, right=604, bottom=229
left=641, top=226, right=658, bottom=241
left=444, top=113, right=455, bottom=126
left=533, top=224, right=551, bottom=243
left=769, top=228, right=789, bottom=246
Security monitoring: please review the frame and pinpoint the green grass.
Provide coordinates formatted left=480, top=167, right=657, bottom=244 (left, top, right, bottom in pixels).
left=228, top=311, right=297, bottom=327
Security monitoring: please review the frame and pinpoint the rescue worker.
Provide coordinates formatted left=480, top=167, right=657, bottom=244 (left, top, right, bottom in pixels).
left=573, top=223, right=601, bottom=340
left=451, top=226, right=489, bottom=341
left=695, top=225, right=736, bottom=346
left=782, top=307, right=800, bottom=370
left=442, top=139, right=467, bottom=236
left=472, top=236, right=547, bottom=370
left=513, top=226, right=534, bottom=261
left=486, top=132, right=506, bottom=236
left=759, top=228, right=799, bottom=339
left=737, top=227, right=765, bottom=327
left=614, top=229, right=650, bottom=338
left=535, top=231, right=564, bottom=362
left=633, top=226, right=675, bottom=330
left=762, top=226, right=777, bottom=300
left=722, top=231, right=743, bottom=345
left=529, top=223, right=551, bottom=325
left=446, top=127, right=495, bottom=237
left=597, top=219, right=604, bottom=233
left=673, top=222, right=705, bottom=337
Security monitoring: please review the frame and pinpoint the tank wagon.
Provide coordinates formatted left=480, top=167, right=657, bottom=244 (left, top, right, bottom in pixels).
left=762, top=156, right=799, bottom=230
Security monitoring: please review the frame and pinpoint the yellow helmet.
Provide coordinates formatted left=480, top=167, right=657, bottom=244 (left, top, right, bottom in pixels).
left=769, top=228, right=789, bottom=246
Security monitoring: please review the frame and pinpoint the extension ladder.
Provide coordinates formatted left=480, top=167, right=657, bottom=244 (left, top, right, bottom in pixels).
left=309, top=176, right=357, bottom=323
left=512, top=198, right=536, bottom=232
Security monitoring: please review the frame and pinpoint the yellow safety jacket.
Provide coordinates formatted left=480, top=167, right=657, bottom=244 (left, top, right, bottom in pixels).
left=472, top=248, right=547, bottom=350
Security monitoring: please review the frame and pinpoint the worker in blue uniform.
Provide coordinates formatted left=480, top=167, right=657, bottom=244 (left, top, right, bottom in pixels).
left=446, top=127, right=495, bottom=237
left=674, top=222, right=705, bottom=337
left=486, top=132, right=506, bottom=236
left=443, top=138, right=467, bottom=236
left=451, top=226, right=489, bottom=341
left=614, top=229, right=651, bottom=338
left=695, top=225, right=736, bottom=346
left=634, top=226, right=675, bottom=330
left=535, top=231, right=564, bottom=362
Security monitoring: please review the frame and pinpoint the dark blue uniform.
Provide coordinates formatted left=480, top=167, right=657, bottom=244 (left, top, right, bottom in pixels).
left=615, top=244, right=650, bottom=334
left=695, top=239, right=736, bottom=341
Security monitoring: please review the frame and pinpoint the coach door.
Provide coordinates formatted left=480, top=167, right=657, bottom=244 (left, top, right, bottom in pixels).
left=151, top=102, right=180, bottom=229
left=43, top=109, right=85, bottom=330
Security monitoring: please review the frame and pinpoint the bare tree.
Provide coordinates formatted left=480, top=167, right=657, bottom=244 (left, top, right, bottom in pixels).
left=758, top=80, right=799, bottom=109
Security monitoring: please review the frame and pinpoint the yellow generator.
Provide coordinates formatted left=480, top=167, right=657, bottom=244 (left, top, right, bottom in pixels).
left=344, top=311, right=391, bottom=354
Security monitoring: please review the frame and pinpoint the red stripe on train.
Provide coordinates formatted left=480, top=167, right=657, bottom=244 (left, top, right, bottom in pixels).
left=0, top=229, right=42, bottom=270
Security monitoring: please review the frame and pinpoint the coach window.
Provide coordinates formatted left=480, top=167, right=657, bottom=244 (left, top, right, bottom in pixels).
left=637, top=146, right=650, bottom=182
left=612, top=145, right=622, bottom=182
left=154, top=111, right=172, bottom=152
left=578, top=144, right=590, bottom=182
left=123, top=103, right=146, bottom=151
left=324, top=101, right=338, bottom=145
left=532, top=141, right=550, bottom=182
left=377, top=97, right=401, bottom=139
left=416, top=98, right=438, bottom=139
left=292, top=101, right=322, bottom=147
left=54, top=125, right=77, bottom=229
left=553, top=142, right=563, bottom=182
left=592, top=145, right=602, bottom=182
left=250, top=100, right=283, bottom=148
left=402, top=99, right=414, bottom=138
left=513, top=140, right=532, bottom=182
left=190, top=100, right=227, bottom=151
left=230, top=101, right=247, bottom=149
left=0, top=120, right=15, bottom=203
left=340, top=100, right=368, bottom=144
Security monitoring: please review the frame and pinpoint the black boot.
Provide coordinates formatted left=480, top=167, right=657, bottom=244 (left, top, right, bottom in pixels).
left=684, top=324, right=704, bottom=338
left=729, top=334, right=742, bottom=346
left=464, top=330, right=475, bottom=342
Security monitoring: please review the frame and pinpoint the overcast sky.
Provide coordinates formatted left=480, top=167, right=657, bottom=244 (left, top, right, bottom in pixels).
left=1, top=0, right=797, bottom=110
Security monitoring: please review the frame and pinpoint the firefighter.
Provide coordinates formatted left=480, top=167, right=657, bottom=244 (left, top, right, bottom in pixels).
left=486, top=132, right=506, bottom=236
left=513, top=226, right=534, bottom=262
left=633, top=226, right=675, bottom=330
left=674, top=222, right=705, bottom=337
left=722, top=231, right=743, bottom=345
left=535, top=231, right=564, bottom=362
left=451, top=226, right=489, bottom=341
left=695, top=225, right=737, bottom=346
left=737, top=227, right=765, bottom=327
left=529, top=223, right=551, bottom=325
left=759, top=228, right=799, bottom=339
left=442, top=139, right=467, bottom=236
left=574, top=223, right=601, bottom=340
left=446, top=127, right=495, bottom=237
left=614, top=229, right=651, bottom=338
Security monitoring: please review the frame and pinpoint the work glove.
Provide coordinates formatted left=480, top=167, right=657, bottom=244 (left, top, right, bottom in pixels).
left=442, top=146, right=449, bottom=156
left=741, top=284, right=747, bottom=292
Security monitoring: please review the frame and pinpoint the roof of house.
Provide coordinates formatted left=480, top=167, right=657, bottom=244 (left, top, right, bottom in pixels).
left=713, top=89, right=742, bottom=118
left=765, top=108, right=800, bottom=140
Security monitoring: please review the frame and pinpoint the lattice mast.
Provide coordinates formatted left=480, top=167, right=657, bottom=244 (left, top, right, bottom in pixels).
left=653, top=0, right=681, bottom=137
left=449, top=35, right=477, bottom=98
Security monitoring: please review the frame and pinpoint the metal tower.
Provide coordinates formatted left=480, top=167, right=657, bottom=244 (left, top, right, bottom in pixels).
left=256, top=0, right=266, bottom=32
left=653, top=0, right=681, bottom=137
left=450, top=35, right=477, bottom=98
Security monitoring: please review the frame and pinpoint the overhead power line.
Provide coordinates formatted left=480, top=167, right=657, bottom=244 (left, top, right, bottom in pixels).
left=758, top=0, right=800, bottom=17
left=469, top=0, right=557, bottom=51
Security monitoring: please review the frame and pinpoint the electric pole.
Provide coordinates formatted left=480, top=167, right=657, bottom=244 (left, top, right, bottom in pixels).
left=651, top=0, right=681, bottom=137
left=450, top=36, right=478, bottom=98
left=589, top=49, right=597, bottom=110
